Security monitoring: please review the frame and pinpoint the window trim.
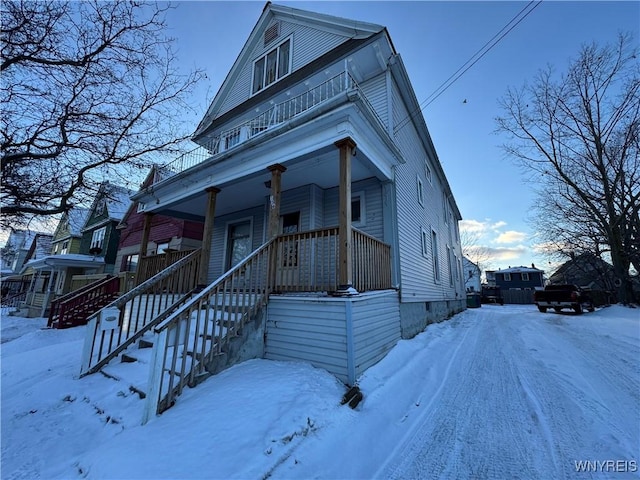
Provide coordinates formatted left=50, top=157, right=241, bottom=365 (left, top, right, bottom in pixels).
left=90, top=226, right=106, bottom=251
left=504, top=273, right=512, bottom=281
left=421, top=228, right=429, bottom=258
left=251, top=36, right=292, bottom=96
left=431, top=229, right=440, bottom=283
left=521, top=272, right=530, bottom=281
left=417, top=176, right=424, bottom=207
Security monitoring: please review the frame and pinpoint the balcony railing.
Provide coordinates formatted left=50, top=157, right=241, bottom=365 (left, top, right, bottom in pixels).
left=158, top=71, right=356, bottom=181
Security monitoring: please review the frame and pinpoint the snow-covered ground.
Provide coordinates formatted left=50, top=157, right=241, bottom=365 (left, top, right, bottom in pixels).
left=1, top=304, right=638, bottom=479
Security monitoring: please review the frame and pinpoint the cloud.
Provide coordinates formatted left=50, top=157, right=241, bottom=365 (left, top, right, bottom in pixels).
left=495, top=230, right=527, bottom=244
left=485, top=245, right=528, bottom=261
left=459, top=219, right=508, bottom=234
left=459, top=219, right=486, bottom=233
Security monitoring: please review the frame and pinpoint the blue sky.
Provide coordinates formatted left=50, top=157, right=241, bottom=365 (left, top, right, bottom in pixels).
left=164, top=0, right=639, bottom=274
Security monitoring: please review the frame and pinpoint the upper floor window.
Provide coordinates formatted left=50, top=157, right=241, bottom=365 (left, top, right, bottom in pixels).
left=432, top=229, right=440, bottom=282
left=252, top=38, right=291, bottom=95
left=417, top=176, right=424, bottom=207
left=504, top=273, right=512, bottom=281
left=421, top=228, right=429, bottom=258
left=425, top=163, right=433, bottom=185
left=60, top=240, right=69, bottom=255
left=522, top=272, right=530, bottom=281
left=91, top=227, right=106, bottom=251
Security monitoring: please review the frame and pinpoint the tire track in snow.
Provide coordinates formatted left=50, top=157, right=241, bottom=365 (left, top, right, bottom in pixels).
left=378, top=306, right=602, bottom=480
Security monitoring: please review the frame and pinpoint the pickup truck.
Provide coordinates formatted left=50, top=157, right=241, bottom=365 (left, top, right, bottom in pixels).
left=533, top=284, right=595, bottom=314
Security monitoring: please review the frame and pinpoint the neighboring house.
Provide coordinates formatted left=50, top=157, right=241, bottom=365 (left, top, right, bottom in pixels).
left=79, top=181, right=133, bottom=273
left=486, top=265, right=545, bottom=291
left=1, top=229, right=51, bottom=276
left=114, top=166, right=204, bottom=279
left=19, top=182, right=132, bottom=317
left=82, top=3, right=466, bottom=417
left=549, top=253, right=616, bottom=291
left=463, top=257, right=481, bottom=293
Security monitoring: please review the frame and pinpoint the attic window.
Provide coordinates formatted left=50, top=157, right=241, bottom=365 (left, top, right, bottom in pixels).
left=264, top=22, right=280, bottom=46
left=252, top=37, right=291, bottom=95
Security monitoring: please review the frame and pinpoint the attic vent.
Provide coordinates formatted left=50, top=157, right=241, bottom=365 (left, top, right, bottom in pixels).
left=264, top=22, right=280, bottom=46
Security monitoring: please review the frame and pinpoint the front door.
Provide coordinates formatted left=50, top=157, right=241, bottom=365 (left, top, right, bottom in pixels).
left=226, top=221, right=252, bottom=270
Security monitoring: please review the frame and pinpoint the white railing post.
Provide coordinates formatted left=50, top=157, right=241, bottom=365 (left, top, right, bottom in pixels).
left=142, top=328, right=168, bottom=425
left=80, top=314, right=99, bottom=375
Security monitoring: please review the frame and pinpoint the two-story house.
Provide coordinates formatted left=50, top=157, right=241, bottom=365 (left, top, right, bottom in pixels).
left=486, top=265, right=545, bottom=291
left=80, top=3, right=466, bottom=420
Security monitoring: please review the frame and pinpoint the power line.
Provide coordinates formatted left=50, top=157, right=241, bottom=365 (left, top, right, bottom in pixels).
left=393, top=0, right=543, bottom=135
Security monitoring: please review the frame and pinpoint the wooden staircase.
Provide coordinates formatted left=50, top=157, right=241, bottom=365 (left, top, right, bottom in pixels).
left=48, top=276, right=121, bottom=329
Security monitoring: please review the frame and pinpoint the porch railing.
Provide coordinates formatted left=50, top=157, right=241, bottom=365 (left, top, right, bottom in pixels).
left=143, top=240, right=274, bottom=422
left=79, top=249, right=201, bottom=377
left=158, top=71, right=356, bottom=181
left=271, top=227, right=392, bottom=293
left=136, top=249, right=197, bottom=286
left=48, top=275, right=120, bottom=329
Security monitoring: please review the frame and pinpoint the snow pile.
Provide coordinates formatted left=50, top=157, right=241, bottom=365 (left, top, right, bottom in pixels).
left=1, top=305, right=638, bottom=479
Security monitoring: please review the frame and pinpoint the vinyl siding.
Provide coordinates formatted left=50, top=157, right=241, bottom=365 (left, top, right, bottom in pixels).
left=266, top=290, right=400, bottom=384
left=217, top=20, right=347, bottom=119
left=390, top=82, right=463, bottom=302
left=359, top=73, right=388, bottom=129
left=351, top=291, right=401, bottom=372
left=323, top=177, right=384, bottom=239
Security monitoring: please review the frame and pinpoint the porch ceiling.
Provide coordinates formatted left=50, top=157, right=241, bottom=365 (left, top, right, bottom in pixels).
left=156, top=143, right=380, bottom=221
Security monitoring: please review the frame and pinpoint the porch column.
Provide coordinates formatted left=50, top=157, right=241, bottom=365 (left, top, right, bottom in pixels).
left=199, top=187, right=221, bottom=286
left=139, top=213, right=154, bottom=257
left=134, top=212, right=154, bottom=286
left=335, top=137, right=358, bottom=296
left=267, top=164, right=287, bottom=239
left=40, top=268, right=56, bottom=318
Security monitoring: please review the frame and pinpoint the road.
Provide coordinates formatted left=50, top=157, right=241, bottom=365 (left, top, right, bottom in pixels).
left=376, top=305, right=640, bottom=479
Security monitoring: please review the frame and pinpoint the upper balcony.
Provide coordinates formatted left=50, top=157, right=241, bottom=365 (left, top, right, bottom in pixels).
left=156, top=69, right=386, bottom=183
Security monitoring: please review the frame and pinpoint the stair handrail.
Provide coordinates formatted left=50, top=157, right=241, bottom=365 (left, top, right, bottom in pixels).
left=49, top=276, right=121, bottom=328
left=80, top=248, right=201, bottom=377
left=142, top=239, right=274, bottom=423
left=48, top=275, right=114, bottom=326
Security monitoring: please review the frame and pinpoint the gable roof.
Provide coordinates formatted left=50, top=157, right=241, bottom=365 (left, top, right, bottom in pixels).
left=84, top=182, right=134, bottom=230
left=193, top=1, right=385, bottom=139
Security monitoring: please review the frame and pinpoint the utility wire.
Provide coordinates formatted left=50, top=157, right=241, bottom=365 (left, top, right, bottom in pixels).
left=393, top=0, right=543, bottom=135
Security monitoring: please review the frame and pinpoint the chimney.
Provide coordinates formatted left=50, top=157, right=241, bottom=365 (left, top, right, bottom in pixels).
left=532, top=263, right=535, bottom=269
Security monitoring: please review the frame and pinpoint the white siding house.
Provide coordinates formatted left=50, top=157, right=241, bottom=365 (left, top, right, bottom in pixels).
left=83, top=3, right=466, bottom=418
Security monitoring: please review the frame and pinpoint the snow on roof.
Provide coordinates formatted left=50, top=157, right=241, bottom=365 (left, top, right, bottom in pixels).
left=104, top=184, right=134, bottom=222
left=493, top=266, right=544, bottom=274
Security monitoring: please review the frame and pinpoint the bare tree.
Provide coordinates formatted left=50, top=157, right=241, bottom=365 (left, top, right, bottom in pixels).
left=496, top=33, right=640, bottom=304
left=460, top=228, right=493, bottom=288
left=1, top=1, right=204, bottom=229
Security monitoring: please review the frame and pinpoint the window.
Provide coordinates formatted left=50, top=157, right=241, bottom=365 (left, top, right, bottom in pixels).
left=156, top=242, right=170, bottom=254
left=522, top=272, right=530, bottom=281
left=252, top=38, right=291, bottom=95
left=447, top=247, right=453, bottom=286
left=425, top=163, right=433, bottom=185
left=421, top=228, right=429, bottom=257
left=443, top=193, right=448, bottom=223
left=90, top=227, right=106, bottom=251
left=431, top=230, right=440, bottom=282
left=417, top=176, right=424, bottom=206
left=504, top=273, right=512, bottom=281
left=60, top=240, right=69, bottom=255
left=123, top=254, right=139, bottom=272
left=351, top=192, right=365, bottom=226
